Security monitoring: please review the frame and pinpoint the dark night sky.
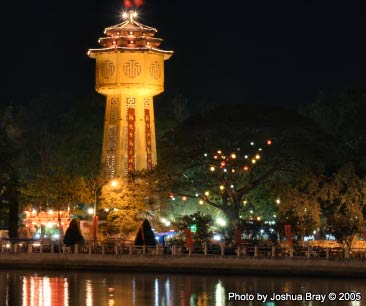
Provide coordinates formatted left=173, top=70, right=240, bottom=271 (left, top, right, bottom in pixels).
left=1, top=1, right=366, bottom=107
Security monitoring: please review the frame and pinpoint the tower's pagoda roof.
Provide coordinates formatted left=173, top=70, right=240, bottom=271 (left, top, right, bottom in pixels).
left=88, top=11, right=173, bottom=59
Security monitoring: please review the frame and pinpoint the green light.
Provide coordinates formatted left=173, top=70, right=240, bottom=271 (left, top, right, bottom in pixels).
left=190, top=224, right=197, bottom=233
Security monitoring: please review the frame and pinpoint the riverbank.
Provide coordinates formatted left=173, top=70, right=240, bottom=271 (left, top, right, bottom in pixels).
left=1, top=253, right=366, bottom=278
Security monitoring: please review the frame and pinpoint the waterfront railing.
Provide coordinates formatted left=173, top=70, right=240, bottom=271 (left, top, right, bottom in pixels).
left=0, top=239, right=363, bottom=259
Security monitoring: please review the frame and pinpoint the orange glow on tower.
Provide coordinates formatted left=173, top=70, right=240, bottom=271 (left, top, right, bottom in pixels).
left=88, top=10, right=173, bottom=177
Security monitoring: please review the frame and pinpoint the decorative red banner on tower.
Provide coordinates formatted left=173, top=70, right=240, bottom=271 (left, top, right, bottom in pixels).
left=127, top=108, right=136, bottom=172
left=144, top=109, right=153, bottom=170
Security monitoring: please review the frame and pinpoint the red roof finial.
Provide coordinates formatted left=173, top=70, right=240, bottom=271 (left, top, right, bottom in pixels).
left=124, top=0, right=144, bottom=8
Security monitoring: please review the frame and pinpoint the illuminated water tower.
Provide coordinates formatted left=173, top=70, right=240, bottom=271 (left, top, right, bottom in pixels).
left=88, top=11, right=173, bottom=177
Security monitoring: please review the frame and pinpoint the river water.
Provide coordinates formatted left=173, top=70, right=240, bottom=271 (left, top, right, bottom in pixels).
left=0, top=270, right=365, bottom=306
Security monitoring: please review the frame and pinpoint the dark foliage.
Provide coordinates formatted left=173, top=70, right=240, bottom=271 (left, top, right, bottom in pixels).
left=134, top=219, right=156, bottom=246
left=63, top=218, right=84, bottom=246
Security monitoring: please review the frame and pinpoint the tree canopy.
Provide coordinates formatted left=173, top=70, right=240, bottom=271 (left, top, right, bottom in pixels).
left=155, top=104, right=334, bottom=236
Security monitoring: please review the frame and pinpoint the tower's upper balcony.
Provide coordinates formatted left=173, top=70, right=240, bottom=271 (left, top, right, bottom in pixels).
left=88, top=11, right=173, bottom=60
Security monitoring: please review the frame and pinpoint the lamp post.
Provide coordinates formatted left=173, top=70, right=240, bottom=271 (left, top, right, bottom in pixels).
left=92, top=190, right=98, bottom=244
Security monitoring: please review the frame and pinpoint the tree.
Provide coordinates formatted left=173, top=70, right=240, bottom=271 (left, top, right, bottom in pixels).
left=274, top=170, right=322, bottom=241
left=63, top=218, right=84, bottom=246
left=301, top=89, right=366, bottom=167
left=174, top=212, right=213, bottom=244
left=320, top=164, right=366, bottom=248
left=168, top=143, right=277, bottom=236
left=1, top=92, right=103, bottom=238
left=134, top=219, right=156, bottom=246
left=156, top=104, right=333, bottom=239
left=0, top=106, right=21, bottom=238
left=99, top=177, right=155, bottom=238
left=21, top=172, right=93, bottom=210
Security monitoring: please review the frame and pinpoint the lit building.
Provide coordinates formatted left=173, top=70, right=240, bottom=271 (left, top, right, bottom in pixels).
left=88, top=11, right=173, bottom=177
left=22, top=210, right=69, bottom=240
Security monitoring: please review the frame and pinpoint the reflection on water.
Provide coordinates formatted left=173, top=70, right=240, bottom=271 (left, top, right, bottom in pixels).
left=0, top=270, right=366, bottom=306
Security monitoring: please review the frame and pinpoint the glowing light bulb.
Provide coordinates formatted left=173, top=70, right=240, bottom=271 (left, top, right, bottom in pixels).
left=255, top=154, right=260, bottom=159
left=217, top=150, right=222, bottom=154
left=250, top=142, right=254, bottom=146
left=216, top=217, right=226, bottom=226
left=204, top=191, right=210, bottom=196
left=230, top=153, right=236, bottom=159
left=182, top=196, right=187, bottom=201
left=276, top=199, right=281, bottom=204
left=243, top=166, right=249, bottom=171
left=111, top=180, right=118, bottom=187
left=210, top=166, right=215, bottom=172
left=199, top=200, right=204, bottom=205
left=267, top=139, right=272, bottom=145
left=219, top=185, right=225, bottom=191
left=251, top=159, right=256, bottom=164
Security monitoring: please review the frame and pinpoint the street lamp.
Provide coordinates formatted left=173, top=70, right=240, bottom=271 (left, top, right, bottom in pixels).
left=111, top=180, right=118, bottom=188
